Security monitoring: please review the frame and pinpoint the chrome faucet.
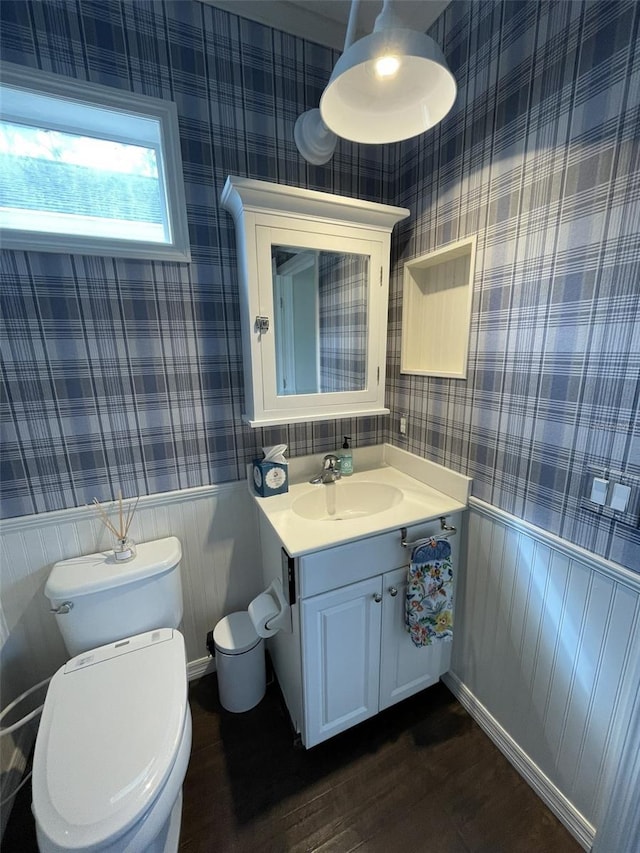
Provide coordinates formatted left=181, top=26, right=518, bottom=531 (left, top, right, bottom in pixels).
left=309, top=454, right=342, bottom=484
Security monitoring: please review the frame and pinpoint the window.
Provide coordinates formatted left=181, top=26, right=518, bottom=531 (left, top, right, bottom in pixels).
left=0, top=62, right=190, bottom=261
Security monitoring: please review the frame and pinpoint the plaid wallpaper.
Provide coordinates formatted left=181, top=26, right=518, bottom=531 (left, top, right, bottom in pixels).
left=0, top=0, right=638, bottom=572
left=386, top=0, right=640, bottom=570
left=318, top=252, right=368, bottom=392
left=0, top=0, right=389, bottom=518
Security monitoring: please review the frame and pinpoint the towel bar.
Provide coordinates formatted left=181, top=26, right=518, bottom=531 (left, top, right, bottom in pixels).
left=400, top=517, right=457, bottom=549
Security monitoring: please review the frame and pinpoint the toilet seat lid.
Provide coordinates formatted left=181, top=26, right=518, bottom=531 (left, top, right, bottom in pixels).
left=32, top=629, right=188, bottom=850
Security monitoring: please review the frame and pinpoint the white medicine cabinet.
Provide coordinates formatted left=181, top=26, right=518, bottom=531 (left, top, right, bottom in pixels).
left=221, top=176, right=408, bottom=427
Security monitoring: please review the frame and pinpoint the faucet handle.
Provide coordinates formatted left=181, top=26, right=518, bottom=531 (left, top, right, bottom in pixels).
left=322, top=454, right=340, bottom=470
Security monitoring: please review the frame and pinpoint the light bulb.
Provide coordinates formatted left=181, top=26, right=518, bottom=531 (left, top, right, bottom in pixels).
left=375, top=54, right=400, bottom=79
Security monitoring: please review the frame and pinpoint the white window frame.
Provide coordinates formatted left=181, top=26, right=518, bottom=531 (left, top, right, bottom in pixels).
left=0, top=61, right=191, bottom=262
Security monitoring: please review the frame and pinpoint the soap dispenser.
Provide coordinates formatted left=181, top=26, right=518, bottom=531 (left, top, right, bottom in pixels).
left=339, top=436, right=353, bottom=476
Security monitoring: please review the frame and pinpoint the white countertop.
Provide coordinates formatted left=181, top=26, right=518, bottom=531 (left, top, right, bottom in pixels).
left=253, top=446, right=472, bottom=556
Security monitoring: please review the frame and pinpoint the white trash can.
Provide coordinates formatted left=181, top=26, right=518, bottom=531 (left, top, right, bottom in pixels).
left=213, top=611, right=266, bottom=712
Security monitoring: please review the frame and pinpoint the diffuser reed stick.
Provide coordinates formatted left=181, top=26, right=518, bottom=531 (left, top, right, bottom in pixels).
left=93, top=491, right=139, bottom=561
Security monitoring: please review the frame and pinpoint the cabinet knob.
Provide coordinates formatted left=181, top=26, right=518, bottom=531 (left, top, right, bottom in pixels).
left=389, top=586, right=398, bottom=597
left=373, top=593, right=382, bottom=603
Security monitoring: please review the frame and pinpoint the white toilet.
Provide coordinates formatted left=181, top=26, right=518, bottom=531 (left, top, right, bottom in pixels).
left=33, top=537, right=192, bottom=853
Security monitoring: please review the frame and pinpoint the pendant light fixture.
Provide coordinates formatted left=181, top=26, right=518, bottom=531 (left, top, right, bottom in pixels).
left=294, top=0, right=457, bottom=163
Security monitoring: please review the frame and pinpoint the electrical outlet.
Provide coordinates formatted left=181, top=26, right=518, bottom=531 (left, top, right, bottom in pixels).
left=399, top=414, right=407, bottom=436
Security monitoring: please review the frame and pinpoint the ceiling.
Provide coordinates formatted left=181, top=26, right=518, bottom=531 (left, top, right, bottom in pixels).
left=203, top=1, right=450, bottom=51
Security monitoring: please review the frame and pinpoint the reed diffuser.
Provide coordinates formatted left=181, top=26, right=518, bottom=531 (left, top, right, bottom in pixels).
left=93, top=490, right=139, bottom=562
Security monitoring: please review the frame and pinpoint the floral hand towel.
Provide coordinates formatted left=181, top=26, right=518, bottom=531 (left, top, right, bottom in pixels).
left=405, top=537, right=454, bottom=648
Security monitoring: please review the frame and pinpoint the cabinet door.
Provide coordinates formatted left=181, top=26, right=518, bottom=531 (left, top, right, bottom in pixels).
left=257, top=226, right=385, bottom=415
left=301, top=576, right=382, bottom=747
left=379, top=567, right=452, bottom=711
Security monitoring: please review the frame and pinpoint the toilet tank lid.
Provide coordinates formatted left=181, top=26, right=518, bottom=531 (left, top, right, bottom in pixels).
left=45, top=536, right=182, bottom=600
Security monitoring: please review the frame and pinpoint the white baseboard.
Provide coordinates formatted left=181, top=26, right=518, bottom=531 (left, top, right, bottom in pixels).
left=442, top=671, right=595, bottom=852
left=187, top=655, right=216, bottom=681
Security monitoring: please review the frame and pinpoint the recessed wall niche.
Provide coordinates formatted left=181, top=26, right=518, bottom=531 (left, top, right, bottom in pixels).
left=400, top=236, right=476, bottom=379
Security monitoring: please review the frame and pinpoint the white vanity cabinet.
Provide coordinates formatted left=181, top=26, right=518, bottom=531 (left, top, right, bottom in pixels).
left=259, top=512, right=460, bottom=748
left=301, top=565, right=453, bottom=747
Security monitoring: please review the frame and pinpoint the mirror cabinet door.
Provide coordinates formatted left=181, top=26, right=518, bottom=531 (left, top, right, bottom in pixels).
left=271, top=245, right=369, bottom=397
left=257, top=227, right=383, bottom=413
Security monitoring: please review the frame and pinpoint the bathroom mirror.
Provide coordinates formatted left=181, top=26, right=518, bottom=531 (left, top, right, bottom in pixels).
left=221, top=176, right=409, bottom=426
left=272, top=245, right=368, bottom=396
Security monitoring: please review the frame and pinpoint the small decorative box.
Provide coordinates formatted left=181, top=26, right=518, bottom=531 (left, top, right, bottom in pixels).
left=252, top=460, right=289, bottom=497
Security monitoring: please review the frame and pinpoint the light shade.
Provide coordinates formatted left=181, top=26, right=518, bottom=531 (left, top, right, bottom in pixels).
left=319, top=28, right=457, bottom=145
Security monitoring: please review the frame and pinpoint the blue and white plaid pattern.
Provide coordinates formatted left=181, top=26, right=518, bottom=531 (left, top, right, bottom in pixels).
left=0, top=0, right=388, bottom=518
left=319, top=252, right=368, bottom=392
left=386, top=0, right=640, bottom=570
left=0, top=0, right=638, bottom=574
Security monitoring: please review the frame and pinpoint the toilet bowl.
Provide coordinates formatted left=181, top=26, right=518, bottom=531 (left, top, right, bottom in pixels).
left=32, top=629, right=191, bottom=853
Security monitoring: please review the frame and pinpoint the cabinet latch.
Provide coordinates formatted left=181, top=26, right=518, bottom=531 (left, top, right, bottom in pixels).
left=281, top=548, right=296, bottom=604
left=255, top=315, right=270, bottom=334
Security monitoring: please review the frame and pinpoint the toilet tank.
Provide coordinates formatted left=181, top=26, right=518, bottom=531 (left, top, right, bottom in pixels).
left=45, top=537, right=183, bottom=657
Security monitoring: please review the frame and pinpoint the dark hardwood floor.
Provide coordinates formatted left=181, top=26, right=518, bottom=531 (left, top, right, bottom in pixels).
left=3, top=674, right=582, bottom=852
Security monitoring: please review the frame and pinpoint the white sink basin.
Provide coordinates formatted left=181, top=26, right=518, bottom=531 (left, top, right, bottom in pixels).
left=292, top=481, right=403, bottom=521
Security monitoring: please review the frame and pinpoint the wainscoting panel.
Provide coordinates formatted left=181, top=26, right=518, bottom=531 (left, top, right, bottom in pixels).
left=448, top=499, right=640, bottom=846
left=0, top=482, right=262, bottom=698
